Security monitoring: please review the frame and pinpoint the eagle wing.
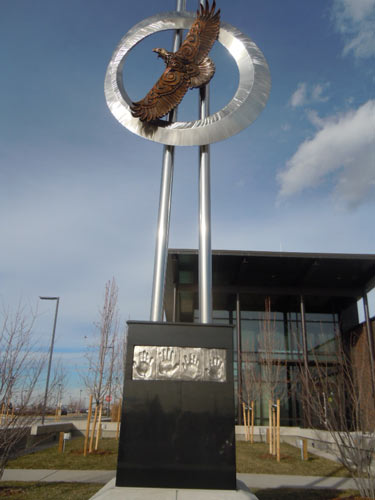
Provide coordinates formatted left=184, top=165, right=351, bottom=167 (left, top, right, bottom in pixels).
left=130, top=1, right=220, bottom=122
left=177, top=0, right=220, bottom=64
left=130, top=67, right=190, bottom=122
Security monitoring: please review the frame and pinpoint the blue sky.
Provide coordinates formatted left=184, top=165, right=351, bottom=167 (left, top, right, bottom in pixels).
left=1, top=0, right=374, bottom=401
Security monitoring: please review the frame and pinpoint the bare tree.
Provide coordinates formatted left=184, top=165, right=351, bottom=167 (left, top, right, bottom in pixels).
left=81, top=278, right=122, bottom=410
left=258, top=298, right=287, bottom=405
left=241, top=331, right=261, bottom=442
left=0, top=303, right=46, bottom=479
left=241, top=298, right=287, bottom=454
left=260, top=299, right=286, bottom=457
left=46, top=360, right=68, bottom=418
left=297, top=327, right=375, bottom=498
left=111, top=324, right=127, bottom=405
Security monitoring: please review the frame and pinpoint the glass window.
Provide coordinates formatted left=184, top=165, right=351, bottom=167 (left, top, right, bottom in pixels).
left=306, top=321, right=337, bottom=355
left=179, top=270, right=193, bottom=284
left=305, top=312, right=337, bottom=322
left=213, top=310, right=230, bottom=320
left=241, top=311, right=264, bottom=321
left=241, top=321, right=259, bottom=352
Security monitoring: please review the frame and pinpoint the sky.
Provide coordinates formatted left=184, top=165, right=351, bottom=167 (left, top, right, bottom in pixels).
left=1, top=0, right=374, bottom=402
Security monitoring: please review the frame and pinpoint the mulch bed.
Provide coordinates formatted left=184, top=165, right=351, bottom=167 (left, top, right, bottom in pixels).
left=332, top=497, right=371, bottom=500
left=69, top=449, right=114, bottom=456
left=0, top=487, right=24, bottom=497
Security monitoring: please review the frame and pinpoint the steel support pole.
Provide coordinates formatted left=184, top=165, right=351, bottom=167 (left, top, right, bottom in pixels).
left=150, top=145, right=174, bottom=322
left=41, top=297, right=59, bottom=425
left=363, top=292, right=375, bottom=400
left=150, top=0, right=185, bottom=322
left=198, top=0, right=212, bottom=324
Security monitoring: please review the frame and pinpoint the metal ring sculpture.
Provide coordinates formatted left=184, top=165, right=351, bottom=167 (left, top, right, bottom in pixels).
left=105, top=11, right=271, bottom=147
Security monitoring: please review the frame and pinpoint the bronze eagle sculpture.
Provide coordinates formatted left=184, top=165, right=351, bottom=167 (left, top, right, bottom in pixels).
left=130, top=1, right=220, bottom=122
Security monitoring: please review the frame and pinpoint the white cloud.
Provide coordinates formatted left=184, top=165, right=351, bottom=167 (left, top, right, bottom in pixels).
left=289, top=82, right=330, bottom=108
left=278, top=100, right=375, bottom=208
left=332, top=0, right=375, bottom=58
left=289, top=83, right=307, bottom=107
left=311, top=83, right=330, bottom=103
left=306, top=109, right=326, bottom=128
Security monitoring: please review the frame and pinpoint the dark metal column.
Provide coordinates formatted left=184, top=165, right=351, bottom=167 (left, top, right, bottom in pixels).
left=40, top=297, right=60, bottom=425
left=300, top=295, right=309, bottom=370
left=172, top=284, right=178, bottom=323
left=300, top=295, right=310, bottom=426
left=236, top=293, right=243, bottom=424
left=363, top=292, right=375, bottom=400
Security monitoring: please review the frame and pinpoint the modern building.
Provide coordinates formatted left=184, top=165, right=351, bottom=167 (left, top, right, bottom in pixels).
left=164, top=249, right=375, bottom=427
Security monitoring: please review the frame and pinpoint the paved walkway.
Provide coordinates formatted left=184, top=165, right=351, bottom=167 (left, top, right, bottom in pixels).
left=238, top=473, right=358, bottom=490
left=2, top=469, right=115, bottom=484
left=1, top=469, right=359, bottom=491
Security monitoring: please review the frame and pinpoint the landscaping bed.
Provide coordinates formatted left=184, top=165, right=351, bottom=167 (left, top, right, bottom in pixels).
left=7, top=437, right=118, bottom=470
left=0, top=482, right=101, bottom=500
left=237, top=441, right=351, bottom=477
left=253, top=489, right=364, bottom=500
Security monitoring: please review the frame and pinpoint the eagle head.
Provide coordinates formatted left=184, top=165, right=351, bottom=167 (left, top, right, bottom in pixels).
left=153, top=48, right=172, bottom=64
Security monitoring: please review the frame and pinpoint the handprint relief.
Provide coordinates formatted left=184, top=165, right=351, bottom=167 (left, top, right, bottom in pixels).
left=207, top=354, right=224, bottom=381
left=158, top=347, right=179, bottom=378
left=132, top=346, right=226, bottom=382
left=133, top=348, right=154, bottom=379
left=181, top=351, right=201, bottom=380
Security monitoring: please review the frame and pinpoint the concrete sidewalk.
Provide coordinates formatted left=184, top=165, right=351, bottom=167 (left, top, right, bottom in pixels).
left=1, top=469, right=359, bottom=491
left=2, top=469, right=115, bottom=484
left=237, top=473, right=358, bottom=491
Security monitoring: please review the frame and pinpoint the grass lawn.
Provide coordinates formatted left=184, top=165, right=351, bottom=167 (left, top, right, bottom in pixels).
left=236, top=441, right=351, bottom=477
left=8, top=437, right=351, bottom=480
left=0, top=482, right=101, bottom=500
left=7, top=437, right=118, bottom=470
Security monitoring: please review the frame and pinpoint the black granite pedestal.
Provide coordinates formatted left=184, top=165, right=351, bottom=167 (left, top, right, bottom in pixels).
left=116, top=321, right=236, bottom=490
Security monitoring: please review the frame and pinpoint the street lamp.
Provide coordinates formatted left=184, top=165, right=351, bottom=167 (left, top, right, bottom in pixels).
left=39, top=296, right=60, bottom=424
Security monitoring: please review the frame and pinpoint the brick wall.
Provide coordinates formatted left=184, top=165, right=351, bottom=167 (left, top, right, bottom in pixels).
left=350, top=319, right=375, bottom=431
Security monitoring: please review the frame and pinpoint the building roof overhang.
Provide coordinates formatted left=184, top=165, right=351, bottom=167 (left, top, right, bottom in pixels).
left=164, top=249, right=375, bottom=320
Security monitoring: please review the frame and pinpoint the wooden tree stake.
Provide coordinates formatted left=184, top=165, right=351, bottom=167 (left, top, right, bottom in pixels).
left=58, top=432, right=64, bottom=453
left=303, top=439, right=308, bottom=460
left=272, top=405, right=276, bottom=456
left=276, top=398, right=280, bottom=462
left=95, top=402, right=103, bottom=451
left=83, top=394, right=93, bottom=457
left=242, top=402, right=247, bottom=440
left=116, top=399, right=122, bottom=440
left=268, top=400, right=272, bottom=454
left=247, top=406, right=250, bottom=440
left=250, top=400, right=254, bottom=444
left=89, top=402, right=99, bottom=454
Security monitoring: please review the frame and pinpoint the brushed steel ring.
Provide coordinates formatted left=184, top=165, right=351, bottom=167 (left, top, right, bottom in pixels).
left=104, top=11, right=271, bottom=146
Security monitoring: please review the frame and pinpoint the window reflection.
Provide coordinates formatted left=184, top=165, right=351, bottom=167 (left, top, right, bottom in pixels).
left=191, top=294, right=341, bottom=426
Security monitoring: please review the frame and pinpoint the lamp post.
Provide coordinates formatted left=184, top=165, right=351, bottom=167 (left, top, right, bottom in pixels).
left=39, top=296, right=60, bottom=424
